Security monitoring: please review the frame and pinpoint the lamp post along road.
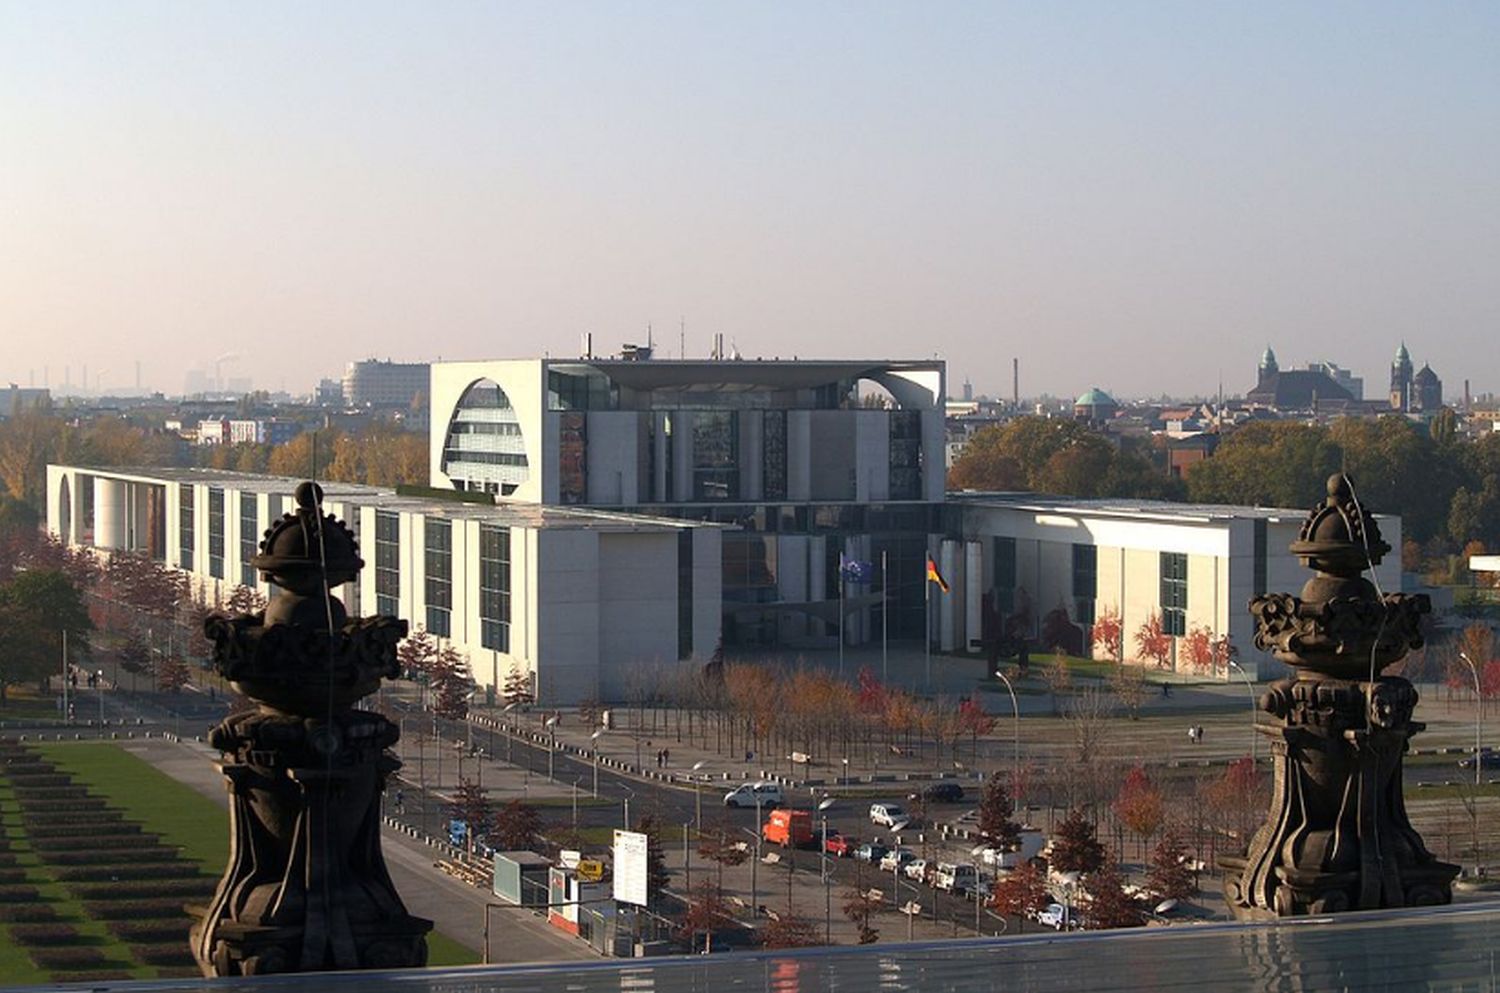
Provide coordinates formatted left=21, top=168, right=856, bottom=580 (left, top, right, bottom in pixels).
left=1227, top=660, right=1257, bottom=762
left=590, top=729, right=603, bottom=798
left=545, top=715, right=558, bottom=782
left=818, top=796, right=836, bottom=943
left=1458, top=650, right=1484, bottom=874
left=993, top=669, right=1021, bottom=815
left=691, top=760, right=707, bottom=831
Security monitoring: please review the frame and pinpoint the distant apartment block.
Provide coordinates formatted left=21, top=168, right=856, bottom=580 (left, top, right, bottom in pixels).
left=343, top=359, right=430, bottom=409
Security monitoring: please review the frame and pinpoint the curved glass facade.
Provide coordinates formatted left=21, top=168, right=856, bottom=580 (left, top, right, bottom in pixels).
left=440, top=379, right=530, bottom=495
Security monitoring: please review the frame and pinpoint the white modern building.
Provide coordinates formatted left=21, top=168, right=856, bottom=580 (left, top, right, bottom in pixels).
left=343, top=359, right=431, bottom=409
left=941, top=494, right=1402, bottom=677
left=45, top=465, right=722, bottom=704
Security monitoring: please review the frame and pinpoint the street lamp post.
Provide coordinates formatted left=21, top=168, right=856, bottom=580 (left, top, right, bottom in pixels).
left=818, top=796, right=836, bottom=943
left=545, top=715, right=558, bottom=782
left=621, top=786, right=635, bottom=829
left=1227, top=660, right=1258, bottom=762
left=1458, top=650, right=1484, bottom=873
left=590, top=729, right=603, bottom=798
left=571, top=777, right=581, bottom=829
left=95, top=670, right=104, bottom=729
left=691, top=759, right=707, bottom=831
left=993, top=669, right=1021, bottom=818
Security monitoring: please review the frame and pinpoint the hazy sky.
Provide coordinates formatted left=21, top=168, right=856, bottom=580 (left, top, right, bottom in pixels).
left=2, top=2, right=1496, bottom=400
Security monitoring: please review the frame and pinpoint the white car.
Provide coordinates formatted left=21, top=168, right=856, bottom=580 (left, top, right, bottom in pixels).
left=903, top=858, right=931, bottom=882
left=933, top=862, right=979, bottom=893
left=879, top=847, right=915, bottom=873
left=723, top=782, right=785, bottom=808
left=870, top=802, right=912, bottom=828
left=1036, top=903, right=1078, bottom=930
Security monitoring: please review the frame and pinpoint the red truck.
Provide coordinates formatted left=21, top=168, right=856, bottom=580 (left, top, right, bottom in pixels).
left=762, top=808, right=816, bottom=848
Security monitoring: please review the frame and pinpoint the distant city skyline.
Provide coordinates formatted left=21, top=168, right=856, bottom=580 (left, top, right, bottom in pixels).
left=2, top=3, right=1496, bottom=399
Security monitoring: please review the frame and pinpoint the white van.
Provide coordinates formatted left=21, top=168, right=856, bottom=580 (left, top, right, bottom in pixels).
left=724, top=782, right=785, bottom=808
left=933, top=862, right=979, bottom=894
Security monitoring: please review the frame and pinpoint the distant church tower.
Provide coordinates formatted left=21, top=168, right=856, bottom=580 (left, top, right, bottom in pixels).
left=1390, top=342, right=1414, bottom=411
left=1258, top=346, right=1279, bottom=386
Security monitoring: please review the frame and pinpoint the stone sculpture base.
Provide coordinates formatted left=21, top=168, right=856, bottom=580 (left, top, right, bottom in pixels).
left=192, top=708, right=431, bottom=975
left=1223, top=675, right=1459, bottom=920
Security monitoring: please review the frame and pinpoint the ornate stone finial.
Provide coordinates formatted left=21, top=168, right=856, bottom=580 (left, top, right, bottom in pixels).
left=1226, top=475, right=1455, bottom=920
left=192, top=483, right=429, bottom=975
left=1250, top=474, right=1425, bottom=680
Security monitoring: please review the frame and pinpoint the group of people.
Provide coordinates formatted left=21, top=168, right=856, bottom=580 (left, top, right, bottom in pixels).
left=1187, top=725, right=1207, bottom=744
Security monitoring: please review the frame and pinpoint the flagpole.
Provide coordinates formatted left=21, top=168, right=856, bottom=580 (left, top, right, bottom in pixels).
left=881, top=550, right=888, bottom=686
left=838, top=557, right=845, bottom=680
left=924, top=553, right=932, bottom=692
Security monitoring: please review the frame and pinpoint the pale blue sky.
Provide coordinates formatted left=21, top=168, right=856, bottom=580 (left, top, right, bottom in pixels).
left=2, top=2, right=1496, bottom=399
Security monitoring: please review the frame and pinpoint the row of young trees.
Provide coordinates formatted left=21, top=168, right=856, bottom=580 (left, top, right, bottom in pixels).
left=618, top=661, right=996, bottom=771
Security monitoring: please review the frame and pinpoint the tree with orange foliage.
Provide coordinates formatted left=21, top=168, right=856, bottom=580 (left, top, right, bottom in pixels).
left=1091, top=605, right=1123, bottom=662
left=1133, top=611, right=1174, bottom=669
left=676, top=881, right=733, bottom=954
left=1081, top=857, right=1144, bottom=929
left=990, top=860, right=1049, bottom=931
left=1114, top=766, right=1165, bottom=859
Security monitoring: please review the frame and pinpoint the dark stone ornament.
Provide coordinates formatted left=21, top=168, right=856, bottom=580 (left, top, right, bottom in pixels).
left=191, top=482, right=431, bottom=975
left=1223, top=474, right=1458, bottom=919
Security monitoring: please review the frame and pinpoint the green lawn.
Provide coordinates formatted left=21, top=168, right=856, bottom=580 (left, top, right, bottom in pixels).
left=0, top=694, right=63, bottom=721
left=36, top=743, right=481, bottom=964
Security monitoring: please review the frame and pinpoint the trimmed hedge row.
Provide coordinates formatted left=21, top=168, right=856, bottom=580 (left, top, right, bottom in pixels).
left=83, top=899, right=196, bottom=920
left=53, top=863, right=205, bottom=883
left=0, top=902, right=60, bottom=922
left=131, top=943, right=198, bottom=967
left=8, top=922, right=82, bottom=946
left=0, top=884, right=43, bottom=903
left=71, top=878, right=216, bottom=901
left=22, top=809, right=127, bottom=827
left=41, top=847, right=181, bottom=866
left=0, top=853, right=21, bottom=867
left=107, top=919, right=189, bottom=943
left=26, top=947, right=117, bottom=970
left=6, top=774, right=71, bottom=788
left=11, top=798, right=110, bottom=813
left=11, top=786, right=92, bottom=800
left=31, top=834, right=159, bottom=852
left=24, top=821, right=144, bottom=839
left=0, top=867, right=28, bottom=884
left=54, top=972, right=134, bottom=983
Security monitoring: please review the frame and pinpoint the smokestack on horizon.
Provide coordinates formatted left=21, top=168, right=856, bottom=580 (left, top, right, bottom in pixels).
left=1012, top=357, right=1019, bottom=408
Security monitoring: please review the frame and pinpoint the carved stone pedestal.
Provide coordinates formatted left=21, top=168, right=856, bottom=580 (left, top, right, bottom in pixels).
left=192, top=482, right=431, bottom=975
left=1223, top=475, right=1457, bottom=919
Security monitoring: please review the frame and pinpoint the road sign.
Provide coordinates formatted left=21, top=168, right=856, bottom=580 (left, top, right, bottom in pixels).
left=613, top=829, right=649, bottom=907
left=577, top=859, right=604, bottom=882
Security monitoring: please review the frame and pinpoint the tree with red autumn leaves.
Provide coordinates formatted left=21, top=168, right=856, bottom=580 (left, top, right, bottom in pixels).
left=990, top=860, right=1049, bottom=930
left=1181, top=626, right=1237, bottom=676
left=760, top=910, right=824, bottom=948
left=1049, top=808, right=1106, bottom=874
left=1145, top=829, right=1196, bottom=903
left=676, top=882, right=733, bottom=954
left=957, top=697, right=996, bottom=760
left=1091, top=605, right=1123, bottom=662
left=432, top=644, right=475, bottom=719
left=1081, top=857, right=1144, bottom=929
left=1113, top=766, right=1165, bottom=859
left=977, top=777, right=1022, bottom=851
left=1133, top=611, right=1174, bottom=669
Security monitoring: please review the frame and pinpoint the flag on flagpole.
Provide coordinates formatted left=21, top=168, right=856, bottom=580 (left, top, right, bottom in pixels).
left=925, top=554, right=950, bottom=593
left=839, top=552, right=873, bottom=583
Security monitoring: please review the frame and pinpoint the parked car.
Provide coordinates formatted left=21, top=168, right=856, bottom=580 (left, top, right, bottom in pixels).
left=824, top=832, right=855, bottom=858
left=870, top=802, right=912, bottom=828
left=879, top=847, right=916, bottom=873
left=976, top=829, right=1047, bottom=870
left=903, top=858, right=931, bottom=882
left=1036, top=903, right=1079, bottom=930
left=854, top=842, right=889, bottom=864
left=967, top=878, right=993, bottom=902
left=933, top=862, right=979, bottom=893
left=1458, top=750, right=1500, bottom=770
left=724, top=782, right=785, bottom=808
left=762, top=808, right=815, bottom=848
left=908, top=782, right=965, bottom=804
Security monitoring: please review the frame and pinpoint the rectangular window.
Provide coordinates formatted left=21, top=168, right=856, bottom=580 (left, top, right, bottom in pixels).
left=1160, top=551, right=1188, bottom=636
left=889, top=410, right=923, bottom=500
left=692, top=411, right=739, bottom=501
left=343, top=505, right=361, bottom=616
left=762, top=410, right=787, bottom=501
left=207, top=488, right=225, bottom=579
left=424, top=518, right=452, bottom=637
left=375, top=510, right=400, bottom=617
left=678, top=530, right=694, bottom=659
left=178, top=484, right=195, bottom=570
left=239, top=493, right=258, bottom=587
left=1072, top=544, right=1097, bottom=625
left=480, top=524, right=511, bottom=652
left=993, top=537, right=1017, bottom=616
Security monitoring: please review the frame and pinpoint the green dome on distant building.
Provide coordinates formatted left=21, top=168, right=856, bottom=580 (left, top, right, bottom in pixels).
left=1075, top=387, right=1117, bottom=407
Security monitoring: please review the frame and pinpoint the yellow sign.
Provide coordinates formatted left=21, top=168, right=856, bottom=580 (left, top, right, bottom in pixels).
left=577, top=859, right=605, bottom=882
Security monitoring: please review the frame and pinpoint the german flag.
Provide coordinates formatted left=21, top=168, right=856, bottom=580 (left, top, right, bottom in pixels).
left=925, top=554, right=950, bottom=593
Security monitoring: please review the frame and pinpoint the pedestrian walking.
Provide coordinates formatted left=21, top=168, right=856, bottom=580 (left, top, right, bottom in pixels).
left=663, top=748, right=670, bottom=766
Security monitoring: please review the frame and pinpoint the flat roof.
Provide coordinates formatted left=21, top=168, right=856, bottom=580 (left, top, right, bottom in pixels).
left=950, top=491, right=1350, bottom=526
left=52, top=465, right=723, bottom=533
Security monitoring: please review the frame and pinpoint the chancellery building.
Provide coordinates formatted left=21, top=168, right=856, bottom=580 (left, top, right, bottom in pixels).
left=45, top=356, right=1399, bottom=704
